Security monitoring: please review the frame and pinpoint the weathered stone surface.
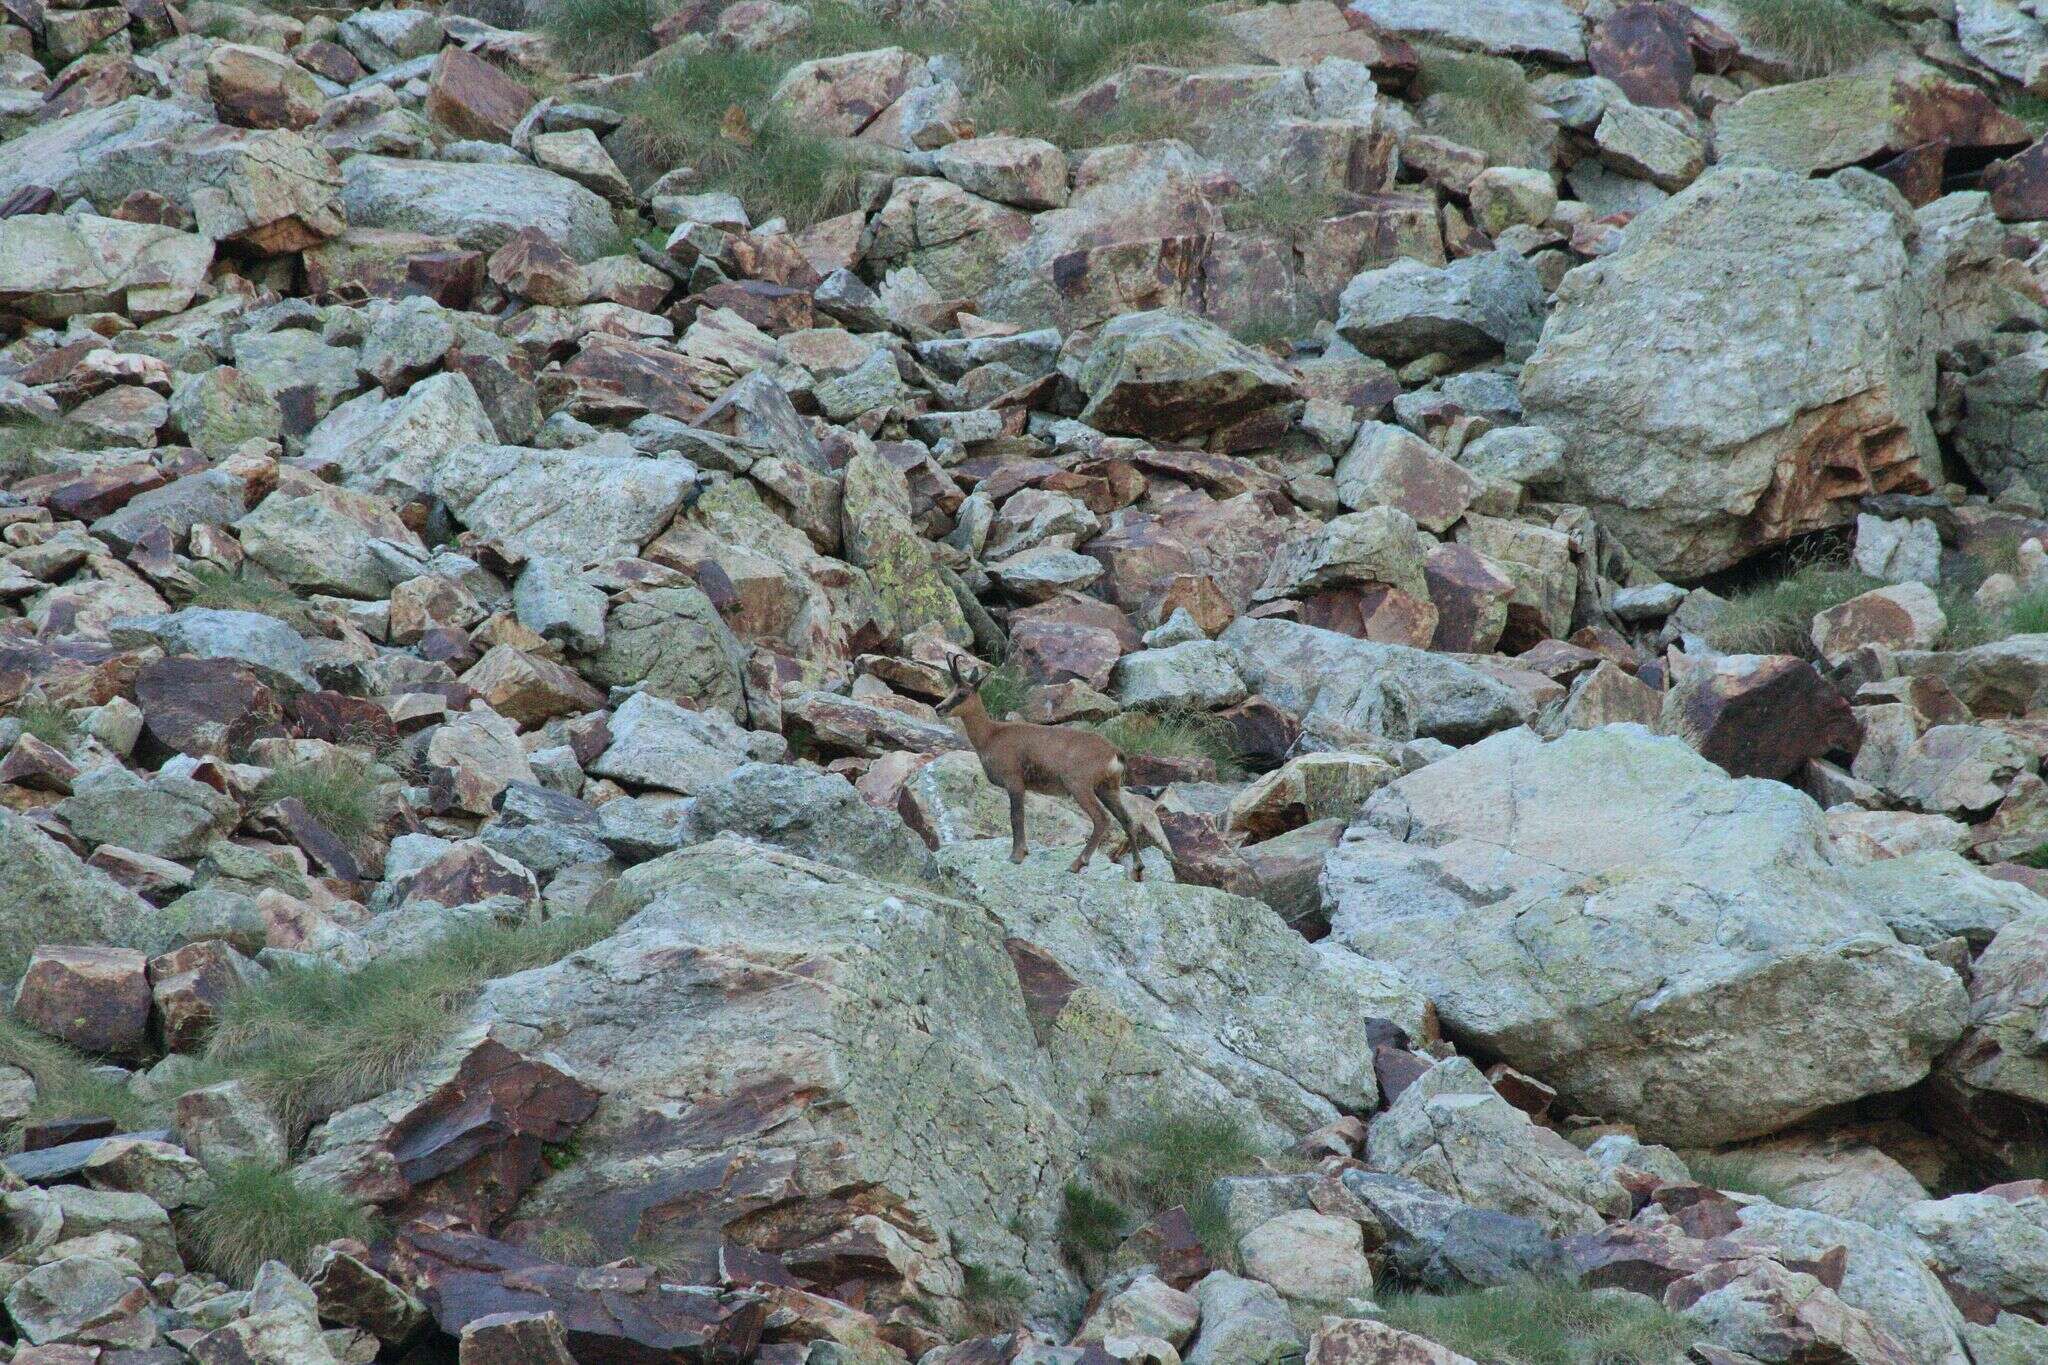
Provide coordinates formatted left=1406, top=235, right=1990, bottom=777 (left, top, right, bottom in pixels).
left=1345, top=0, right=1585, bottom=61
left=1931, top=910, right=2048, bottom=1131
left=586, top=691, right=754, bottom=795
left=1660, top=653, right=1862, bottom=781
left=432, top=444, right=696, bottom=562
left=1521, top=168, right=1938, bottom=577
left=1309, top=1317, right=1477, bottom=1364
left=426, top=47, right=535, bottom=144
left=207, top=42, right=324, bottom=130
left=13, top=946, right=150, bottom=1059
left=0, top=214, right=211, bottom=323
left=1890, top=1190, right=2048, bottom=1320
left=1221, top=616, right=1529, bottom=745
left=582, top=586, right=745, bottom=720
left=1367, top=1057, right=1629, bottom=1236
left=148, top=940, right=258, bottom=1054
left=1335, top=422, right=1482, bottom=533
left=1323, top=725, right=1968, bottom=1145
left=1238, top=1209, right=1373, bottom=1305
left=1668, top=1257, right=1915, bottom=1365
left=1337, top=250, right=1545, bottom=364
left=688, top=762, right=935, bottom=883
left=340, top=155, right=618, bottom=260
left=1076, top=310, right=1296, bottom=440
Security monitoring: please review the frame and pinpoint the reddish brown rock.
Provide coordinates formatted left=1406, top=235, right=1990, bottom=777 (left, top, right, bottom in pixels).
left=252, top=795, right=366, bottom=883
left=133, top=656, right=286, bottom=759
left=1308, top=1317, right=1477, bottom=1364
left=13, top=945, right=151, bottom=1058
left=396, top=1225, right=767, bottom=1361
left=87, top=845, right=192, bottom=902
left=424, top=47, right=535, bottom=144
left=206, top=41, right=325, bottom=130
left=560, top=334, right=710, bottom=422
left=459, top=1309, right=577, bottom=1363
left=486, top=228, right=587, bottom=308
left=0, top=640, right=146, bottom=710
left=1662, top=654, right=1861, bottom=781
left=0, top=733, right=79, bottom=794
left=307, top=1243, right=428, bottom=1345
left=1007, top=595, right=1137, bottom=688
left=147, top=940, right=257, bottom=1053
left=288, top=692, right=400, bottom=749
left=1424, top=543, right=1514, bottom=654
left=294, top=39, right=367, bottom=84
left=1560, top=1220, right=1737, bottom=1298
left=1661, top=1257, right=1914, bottom=1365
left=1118, top=1205, right=1212, bottom=1291
left=396, top=842, right=537, bottom=911
left=1589, top=2, right=1694, bottom=109
left=1989, top=135, right=2048, bottom=222
left=459, top=645, right=606, bottom=728
left=1296, top=585, right=1439, bottom=648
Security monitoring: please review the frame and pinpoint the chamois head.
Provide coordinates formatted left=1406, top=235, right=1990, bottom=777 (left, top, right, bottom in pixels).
left=936, top=656, right=987, bottom=715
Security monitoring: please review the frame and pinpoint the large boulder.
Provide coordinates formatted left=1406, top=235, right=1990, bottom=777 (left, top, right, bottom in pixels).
left=0, top=214, right=212, bottom=322
left=1219, top=616, right=1530, bottom=745
left=1075, top=310, right=1296, bottom=440
left=1336, top=250, right=1546, bottom=364
left=339, top=155, right=619, bottom=260
left=83, top=124, right=345, bottom=254
left=1520, top=168, right=1937, bottom=577
left=431, top=444, right=697, bottom=562
left=1346, top=0, right=1585, bottom=61
left=1321, top=725, right=1968, bottom=1145
left=411, top=838, right=1423, bottom=1322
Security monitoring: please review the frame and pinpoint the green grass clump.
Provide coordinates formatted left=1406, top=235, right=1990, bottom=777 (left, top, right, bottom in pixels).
left=1702, top=565, right=1881, bottom=658
left=1097, top=1111, right=1291, bottom=1254
left=185, top=564, right=313, bottom=634
left=2005, top=92, right=2048, bottom=135
left=601, top=0, right=1225, bottom=222
left=540, top=0, right=661, bottom=73
left=183, top=1162, right=382, bottom=1285
left=204, top=910, right=625, bottom=1136
left=1684, top=1151, right=1798, bottom=1203
left=975, top=661, right=1028, bottom=720
left=959, top=1262, right=1031, bottom=1332
left=10, top=697, right=79, bottom=749
left=256, top=754, right=386, bottom=856
left=1091, top=707, right=1245, bottom=780
left=0, top=416, right=83, bottom=482
left=1718, top=0, right=1895, bottom=76
left=531, top=1221, right=606, bottom=1265
left=2001, top=586, right=2048, bottom=637
left=0, top=1015, right=165, bottom=1146
left=1377, top=1278, right=1697, bottom=1365
left=1414, top=48, right=1542, bottom=164
left=1939, top=585, right=2005, bottom=650
left=1222, top=177, right=1342, bottom=241
left=1056, top=1180, right=1130, bottom=1260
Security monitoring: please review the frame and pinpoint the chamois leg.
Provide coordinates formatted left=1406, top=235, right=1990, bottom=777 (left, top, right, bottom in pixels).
left=1100, top=783, right=1144, bottom=882
left=1007, top=788, right=1029, bottom=864
left=1069, top=785, right=1112, bottom=874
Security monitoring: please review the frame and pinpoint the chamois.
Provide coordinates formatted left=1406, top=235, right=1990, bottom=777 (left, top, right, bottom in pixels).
left=935, top=656, right=1156, bottom=880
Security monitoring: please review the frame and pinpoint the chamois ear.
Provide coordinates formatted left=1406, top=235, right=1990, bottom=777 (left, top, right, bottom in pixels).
left=946, top=655, right=965, bottom=685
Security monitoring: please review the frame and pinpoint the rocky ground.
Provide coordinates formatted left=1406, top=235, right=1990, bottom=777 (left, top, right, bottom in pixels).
left=9, top=0, right=2048, bottom=1359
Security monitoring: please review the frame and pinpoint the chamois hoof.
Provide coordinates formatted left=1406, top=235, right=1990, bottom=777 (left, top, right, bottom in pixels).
left=1009, top=848, right=1028, bottom=865
left=1067, top=858, right=1087, bottom=874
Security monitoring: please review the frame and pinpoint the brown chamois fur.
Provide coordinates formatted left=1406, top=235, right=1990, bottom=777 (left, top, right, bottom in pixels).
left=936, top=657, right=1157, bottom=879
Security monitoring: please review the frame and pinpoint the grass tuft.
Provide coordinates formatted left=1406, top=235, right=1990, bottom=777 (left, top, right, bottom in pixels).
left=1057, top=1180, right=1130, bottom=1260
left=1684, top=1151, right=1798, bottom=1204
left=0, top=1015, right=163, bottom=1146
left=10, top=697, right=79, bottom=749
left=1091, top=707, right=1245, bottom=780
left=960, top=1261, right=1032, bottom=1332
left=531, top=1221, right=606, bottom=1266
left=601, top=0, right=1224, bottom=222
left=1702, top=564, right=1880, bottom=658
left=1376, top=1277, right=1697, bottom=1365
left=1718, top=0, right=1895, bottom=76
left=1096, top=1111, right=1290, bottom=1255
left=204, top=910, right=626, bottom=1137
left=976, top=661, right=1028, bottom=720
left=1414, top=48, right=1542, bottom=164
left=540, top=0, right=661, bottom=73
left=185, top=564, right=314, bottom=633
left=256, top=754, right=386, bottom=856
left=184, top=1162, right=381, bottom=1286
left=2002, top=586, right=2048, bottom=637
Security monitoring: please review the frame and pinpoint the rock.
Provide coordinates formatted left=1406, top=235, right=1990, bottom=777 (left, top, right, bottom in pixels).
left=1112, top=640, right=1248, bottom=710
left=1668, top=1257, right=1915, bottom=1365
left=1238, top=1209, right=1373, bottom=1305
left=1220, top=616, right=1529, bottom=745
left=168, top=367, right=284, bottom=458
left=1186, top=1271, right=1305, bottom=1365
left=1335, top=423, right=1482, bottom=533
left=931, top=136, right=1068, bottom=210
left=1256, top=507, right=1431, bottom=605
left=1717, top=73, right=2024, bottom=182
left=769, top=45, right=926, bottom=136
left=114, top=607, right=315, bottom=693
left=1730, top=1203, right=1969, bottom=1365
left=688, top=762, right=935, bottom=883
left=530, top=130, right=634, bottom=207
left=90, top=125, right=346, bottom=254
left=1077, top=1272, right=1199, bottom=1346
left=1892, top=1190, right=2048, bottom=1320
left=148, top=940, right=259, bottom=1054
left=174, top=1080, right=289, bottom=1170
left=431, top=444, right=697, bottom=561
left=1521, top=168, right=1937, bottom=577
left=1322, top=725, right=1968, bottom=1145
left=1076, top=310, right=1296, bottom=440
left=1345, top=0, right=1584, bottom=61
left=1596, top=102, right=1704, bottom=191
left=842, top=444, right=973, bottom=647
left=1955, top=335, right=2048, bottom=498
left=1308, top=1318, right=1478, bottom=1364
left=581, top=586, right=745, bottom=720
left=13, top=947, right=151, bottom=1060
left=58, top=766, right=239, bottom=861
left=306, top=376, right=498, bottom=506
left=425, top=47, right=534, bottom=144
left=1226, top=751, right=1401, bottom=840
left=1883, top=724, right=2030, bottom=815
left=586, top=691, right=754, bottom=795
left=1854, top=513, right=1942, bottom=585
left=1588, top=2, right=1693, bottom=108
left=1366, top=1057, right=1628, bottom=1235
left=460, top=646, right=605, bottom=727
left=5, top=1255, right=155, bottom=1349
left=237, top=485, right=425, bottom=601
left=457, top=1309, right=576, bottom=1363
left=1337, top=251, right=1546, bottom=364
left=423, top=710, right=539, bottom=816
left=1660, top=653, right=1861, bottom=781
left=0, top=213, right=212, bottom=322
left=1931, top=910, right=2048, bottom=1130
left=206, top=43, right=325, bottom=130
left=487, top=229, right=588, bottom=307
left=339, top=155, right=618, bottom=260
